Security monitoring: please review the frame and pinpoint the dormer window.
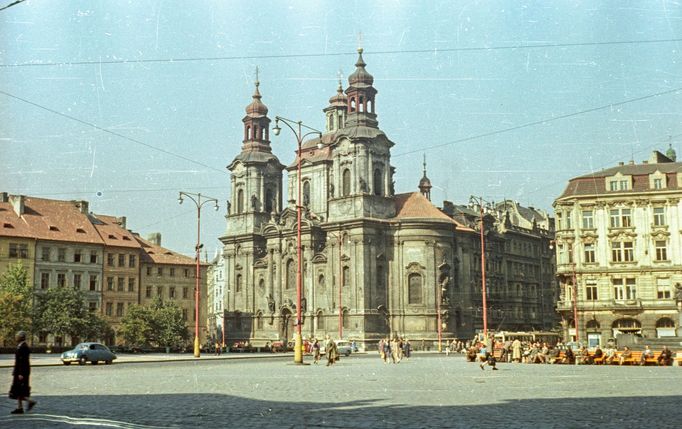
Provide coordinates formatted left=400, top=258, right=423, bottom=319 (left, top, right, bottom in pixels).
left=49, top=225, right=59, bottom=231
left=650, top=170, right=667, bottom=190
left=76, top=228, right=86, bottom=233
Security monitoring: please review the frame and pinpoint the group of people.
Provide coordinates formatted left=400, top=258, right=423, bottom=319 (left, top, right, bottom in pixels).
left=377, top=337, right=412, bottom=364
left=309, top=335, right=339, bottom=366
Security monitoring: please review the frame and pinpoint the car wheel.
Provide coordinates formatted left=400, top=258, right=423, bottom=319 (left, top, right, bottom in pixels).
left=63, top=362, right=71, bottom=366
left=79, top=356, right=86, bottom=365
left=345, top=351, right=351, bottom=357
left=105, top=360, right=112, bottom=365
left=91, top=360, right=98, bottom=365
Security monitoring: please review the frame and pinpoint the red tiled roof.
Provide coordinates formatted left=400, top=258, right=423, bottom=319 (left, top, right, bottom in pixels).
left=0, top=196, right=103, bottom=244
left=91, top=214, right=142, bottom=249
left=134, top=235, right=201, bottom=266
left=394, top=192, right=461, bottom=227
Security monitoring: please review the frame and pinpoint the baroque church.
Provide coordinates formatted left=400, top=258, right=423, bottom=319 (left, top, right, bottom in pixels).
left=219, top=49, right=554, bottom=348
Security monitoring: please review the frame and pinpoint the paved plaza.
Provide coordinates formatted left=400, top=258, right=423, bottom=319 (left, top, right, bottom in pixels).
left=1, top=353, right=682, bottom=428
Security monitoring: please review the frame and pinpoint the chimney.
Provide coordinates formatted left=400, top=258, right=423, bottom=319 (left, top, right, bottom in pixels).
left=73, top=200, right=89, bottom=214
left=116, top=216, right=127, bottom=228
left=9, top=195, right=25, bottom=216
left=0, top=192, right=8, bottom=203
left=147, top=232, right=162, bottom=246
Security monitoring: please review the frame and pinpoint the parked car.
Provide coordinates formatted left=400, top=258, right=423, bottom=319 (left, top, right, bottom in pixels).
left=61, top=342, right=117, bottom=365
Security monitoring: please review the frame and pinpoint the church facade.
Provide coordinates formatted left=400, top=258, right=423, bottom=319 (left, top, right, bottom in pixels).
left=219, top=50, right=557, bottom=349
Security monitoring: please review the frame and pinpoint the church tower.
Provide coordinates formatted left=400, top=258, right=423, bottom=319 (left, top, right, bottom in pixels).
left=225, top=75, right=284, bottom=236
left=327, top=48, right=396, bottom=222
left=324, top=78, right=348, bottom=133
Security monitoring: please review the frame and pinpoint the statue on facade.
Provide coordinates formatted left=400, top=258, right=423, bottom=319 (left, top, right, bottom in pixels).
left=675, top=283, right=682, bottom=304
left=251, top=194, right=259, bottom=211
left=267, top=294, right=276, bottom=314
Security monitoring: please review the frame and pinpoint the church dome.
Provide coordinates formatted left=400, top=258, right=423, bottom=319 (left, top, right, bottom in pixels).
left=666, top=144, right=677, bottom=162
left=419, top=175, right=432, bottom=188
left=245, top=82, right=268, bottom=117
left=329, top=81, right=348, bottom=106
left=348, top=48, right=374, bottom=87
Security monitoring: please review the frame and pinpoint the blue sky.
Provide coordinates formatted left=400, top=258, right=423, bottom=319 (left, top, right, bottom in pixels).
left=2, top=1, right=681, bottom=257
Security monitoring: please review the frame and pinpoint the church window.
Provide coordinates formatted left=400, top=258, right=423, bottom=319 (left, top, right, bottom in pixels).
left=343, top=266, right=350, bottom=287
left=359, top=96, right=364, bottom=112
left=237, top=189, right=244, bottom=213
left=318, top=274, right=325, bottom=289
left=236, top=274, right=242, bottom=292
left=247, top=126, right=251, bottom=140
left=254, top=125, right=258, bottom=140
left=342, top=169, right=351, bottom=196
left=316, top=310, right=325, bottom=330
left=303, top=180, right=311, bottom=206
left=265, top=188, right=274, bottom=213
left=368, top=99, right=373, bottom=113
left=286, top=259, right=296, bottom=290
left=338, top=111, right=344, bottom=128
left=373, top=169, right=383, bottom=196
left=342, top=309, right=350, bottom=328
left=350, top=98, right=356, bottom=112
left=408, top=273, right=423, bottom=305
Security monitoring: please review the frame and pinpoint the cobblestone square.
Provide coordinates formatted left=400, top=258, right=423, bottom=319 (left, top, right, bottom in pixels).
left=2, top=354, right=682, bottom=428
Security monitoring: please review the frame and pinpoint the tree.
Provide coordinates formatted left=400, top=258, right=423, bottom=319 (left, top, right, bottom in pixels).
left=151, top=299, right=188, bottom=350
left=0, top=263, right=34, bottom=345
left=35, top=286, right=89, bottom=346
left=119, top=297, right=188, bottom=350
left=119, top=304, right=154, bottom=349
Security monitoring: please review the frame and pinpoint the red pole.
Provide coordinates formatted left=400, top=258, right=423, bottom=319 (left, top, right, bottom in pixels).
left=338, top=235, right=343, bottom=339
left=437, top=276, right=442, bottom=352
left=295, top=123, right=303, bottom=363
left=194, top=198, right=201, bottom=358
left=572, top=264, right=579, bottom=342
left=480, top=203, right=488, bottom=337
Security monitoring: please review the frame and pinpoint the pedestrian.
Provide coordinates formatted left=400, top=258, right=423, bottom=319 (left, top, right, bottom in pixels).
left=325, top=335, right=338, bottom=366
left=511, top=338, right=522, bottom=363
left=9, top=331, right=36, bottom=414
left=215, top=341, right=222, bottom=356
left=382, top=337, right=391, bottom=364
left=402, top=339, right=412, bottom=359
left=312, top=338, right=321, bottom=364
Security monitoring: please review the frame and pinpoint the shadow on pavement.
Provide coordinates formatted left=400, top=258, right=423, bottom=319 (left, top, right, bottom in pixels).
left=1, top=393, right=681, bottom=428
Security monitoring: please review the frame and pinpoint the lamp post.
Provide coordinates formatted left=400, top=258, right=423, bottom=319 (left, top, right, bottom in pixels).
left=178, top=191, right=219, bottom=358
left=571, top=263, right=579, bottom=343
left=272, top=116, right=322, bottom=364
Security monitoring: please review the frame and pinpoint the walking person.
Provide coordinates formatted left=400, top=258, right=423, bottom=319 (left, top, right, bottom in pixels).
left=325, top=335, right=338, bottom=366
left=9, top=331, right=36, bottom=414
left=312, top=338, right=321, bottom=364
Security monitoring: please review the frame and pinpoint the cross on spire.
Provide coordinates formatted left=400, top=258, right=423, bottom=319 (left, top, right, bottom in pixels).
left=255, top=66, right=260, bottom=87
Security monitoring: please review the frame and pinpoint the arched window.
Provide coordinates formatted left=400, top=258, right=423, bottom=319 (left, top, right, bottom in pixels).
left=254, top=125, right=258, bottom=140
left=265, top=188, right=274, bottom=213
left=316, top=310, right=325, bottom=330
left=342, top=169, right=351, bottom=196
left=342, top=266, right=350, bottom=287
left=350, top=98, right=356, bottom=112
left=586, top=319, right=600, bottom=330
left=302, top=180, right=311, bottom=206
left=318, top=274, right=325, bottom=289
left=237, top=189, right=244, bottom=214
left=368, top=99, right=374, bottom=113
left=338, top=111, right=344, bottom=128
left=286, top=260, right=296, bottom=290
left=342, top=309, right=350, bottom=329
left=235, top=274, right=242, bottom=292
left=256, top=312, right=264, bottom=329
left=408, top=273, right=422, bottom=304
left=656, top=317, right=675, bottom=328
left=247, top=126, right=252, bottom=140
left=373, top=168, right=383, bottom=196
left=258, top=278, right=265, bottom=294
left=359, top=96, right=364, bottom=112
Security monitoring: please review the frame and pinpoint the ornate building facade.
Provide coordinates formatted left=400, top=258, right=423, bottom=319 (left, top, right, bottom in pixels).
left=554, top=149, right=682, bottom=346
left=219, top=50, right=558, bottom=348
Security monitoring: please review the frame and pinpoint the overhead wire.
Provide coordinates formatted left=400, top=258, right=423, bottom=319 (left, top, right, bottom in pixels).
left=1, top=38, right=682, bottom=68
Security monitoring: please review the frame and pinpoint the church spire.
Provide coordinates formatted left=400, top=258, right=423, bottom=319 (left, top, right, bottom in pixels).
left=345, top=47, right=378, bottom=128
left=419, top=154, right=432, bottom=201
left=242, top=67, right=272, bottom=152
left=324, top=71, right=348, bottom=133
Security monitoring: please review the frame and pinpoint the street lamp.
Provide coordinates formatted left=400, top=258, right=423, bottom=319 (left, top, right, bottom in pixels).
left=178, top=191, right=219, bottom=358
left=272, top=116, right=322, bottom=365
left=469, top=196, right=491, bottom=338
left=549, top=240, right=579, bottom=343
